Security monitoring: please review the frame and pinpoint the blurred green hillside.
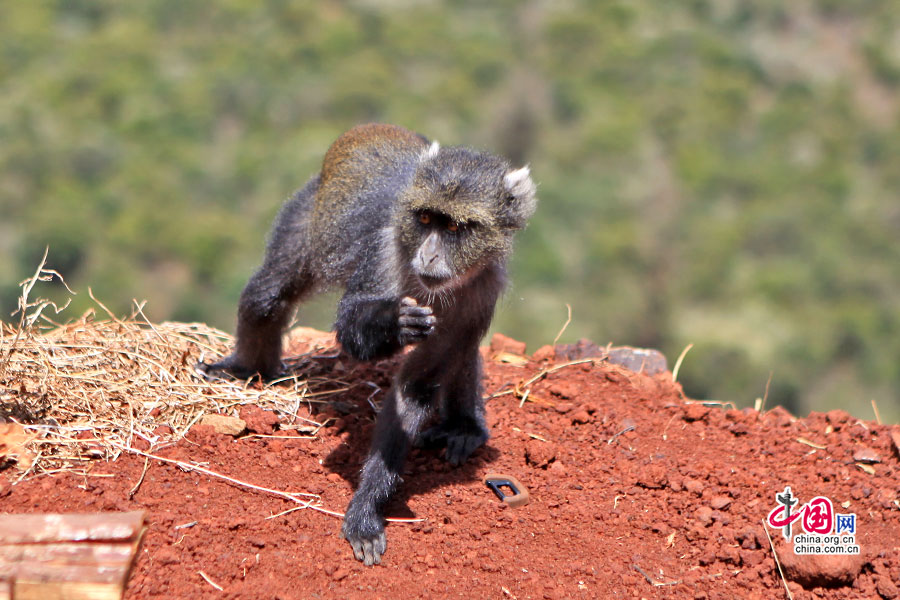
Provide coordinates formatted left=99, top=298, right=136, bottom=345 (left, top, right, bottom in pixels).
left=2, top=1, right=899, bottom=421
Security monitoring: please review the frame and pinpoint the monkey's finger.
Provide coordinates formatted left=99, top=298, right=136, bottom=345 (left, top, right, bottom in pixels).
left=400, top=298, right=435, bottom=319
left=399, top=326, right=435, bottom=344
left=399, top=313, right=437, bottom=329
left=375, top=531, right=387, bottom=556
left=400, top=303, right=433, bottom=317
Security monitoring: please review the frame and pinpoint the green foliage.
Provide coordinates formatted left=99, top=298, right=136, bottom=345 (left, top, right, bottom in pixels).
left=2, top=1, right=899, bottom=421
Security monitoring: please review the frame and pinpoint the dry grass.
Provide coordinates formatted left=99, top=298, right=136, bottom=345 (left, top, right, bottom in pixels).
left=0, top=255, right=346, bottom=479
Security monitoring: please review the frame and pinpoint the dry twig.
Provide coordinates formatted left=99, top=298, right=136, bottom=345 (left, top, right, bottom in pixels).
left=1, top=270, right=345, bottom=477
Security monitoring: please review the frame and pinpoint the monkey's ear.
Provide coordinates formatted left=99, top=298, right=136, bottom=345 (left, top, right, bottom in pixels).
left=501, top=166, right=537, bottom=229
left=420, top=141, right=440, bottom=162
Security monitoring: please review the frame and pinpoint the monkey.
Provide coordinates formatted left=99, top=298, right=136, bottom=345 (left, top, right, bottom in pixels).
left=199, top=123, right=537, bottom=566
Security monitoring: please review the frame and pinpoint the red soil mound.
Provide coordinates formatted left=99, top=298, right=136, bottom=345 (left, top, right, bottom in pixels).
left=1, top=330, right=898, bottom=599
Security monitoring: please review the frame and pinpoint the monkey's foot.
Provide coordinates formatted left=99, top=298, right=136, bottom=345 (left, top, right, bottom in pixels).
left=195, top=355, right=282, bottom=382
left=341, top=509, right=387, bottom=566
left=419, top=420, right=488, bottom=466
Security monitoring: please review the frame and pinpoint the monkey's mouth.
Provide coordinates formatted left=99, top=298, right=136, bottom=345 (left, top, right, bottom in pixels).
left=417, top=274, right=450, bottom=290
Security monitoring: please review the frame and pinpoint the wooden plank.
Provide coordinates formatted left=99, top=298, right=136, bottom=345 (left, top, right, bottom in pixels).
left=0, top=512, right=145, bottom=600
left=14, top=580, right=126, bottom=600
left=0, top=543, right=135, bottom=564
left=13, top=562, right=129, bottom=585
left=0, top=512, right=144, bottom=544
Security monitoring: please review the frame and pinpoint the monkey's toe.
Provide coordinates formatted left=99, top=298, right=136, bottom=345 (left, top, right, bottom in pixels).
left=342, top=530, right=387, bottom=566
left=445, top=432, right=487, bottom=465
left=420, top=421, right=488, bottom=465
left=195, top=356, right=283, bottom=382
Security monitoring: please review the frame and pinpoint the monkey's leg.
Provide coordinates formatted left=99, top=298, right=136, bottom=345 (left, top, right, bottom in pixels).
left=341, top=378, right=435, bottom=565
left=203, top=263, right=311, bottom=380
left=419, top=344, right=489, bottom=465
left=200, top=181, right=318, bottom=380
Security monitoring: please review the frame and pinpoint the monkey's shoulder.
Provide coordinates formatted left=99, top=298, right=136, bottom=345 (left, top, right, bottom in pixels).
left=321, top=123, right=429, bottom=183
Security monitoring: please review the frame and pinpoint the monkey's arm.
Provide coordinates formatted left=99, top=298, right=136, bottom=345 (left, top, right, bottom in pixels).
left=335, top=295, right=435, bottom=361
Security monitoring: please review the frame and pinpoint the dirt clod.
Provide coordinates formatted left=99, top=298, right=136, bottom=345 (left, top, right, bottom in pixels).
left=523, top=438, right=556, bottom=468
left=239, top=405, right=280, bottom=435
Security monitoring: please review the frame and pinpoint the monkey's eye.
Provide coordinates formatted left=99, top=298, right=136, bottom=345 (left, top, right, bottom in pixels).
left=447, top=221, right=459, bottom=233
left=418, top=212, right=431, bottom=225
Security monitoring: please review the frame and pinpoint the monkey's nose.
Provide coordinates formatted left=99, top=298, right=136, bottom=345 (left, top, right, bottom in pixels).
left=426, top=254, right=438, bottom=266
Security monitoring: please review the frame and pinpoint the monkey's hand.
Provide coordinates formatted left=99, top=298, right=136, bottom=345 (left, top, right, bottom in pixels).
left=397, top=297, right=436, bottom=346
left=341, top=502, right=387, bottom=566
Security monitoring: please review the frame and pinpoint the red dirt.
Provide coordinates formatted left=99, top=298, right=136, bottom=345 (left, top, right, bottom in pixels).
left=2, top=330, right=899, bottom=599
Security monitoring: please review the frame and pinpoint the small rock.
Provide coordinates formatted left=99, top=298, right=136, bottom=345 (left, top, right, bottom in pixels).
left=740, top=549, right=764, bottom=567
left=548, top=382, right=579, bottom=400
left=649, top=521, right=668, bottom=534
left=889, top=427, right=900, bottom=458
left=554, top=338, right=603, bottom=361
left=156, top=548, right=180, bottom=565
left=853, top=447, right=881, bottom=464
left=778, top=542, right=866, bottom=587
left=636, top=464, right=667, bottom=489
left=489, top=333, right=526, bottom=356
left=710, top=495, right=732, bottom=510
left=694, top=506, right=713, bottom=526
left=825, top=409, right=852, bottom=428
left=606, top=346, right=668, bottom=375
left=571, top=410, right=592, bottom=425
left=684, top=403, right=711, bottom=422
left=331, top=567, right=349, bottom=581
left=240, top=405, right=280, bottom=435
left=684, top=478, right=705, bottom=496
left=716, top=545, right=741, bottom=565
left=152, top=425, right=173, bottom=438
left=736, top=527, right=760, bottom=550
left=729, top=422, right=750, bottom=436
left=604, top=370, right=627, bottom=384
left=548, top=460, right=566, bottom=474
left=524, top=439, right=556, bottom=468
left=199, top=414, right=246, bottom=436
left=876, top=575, right=899, bottom=599
left=532, top=345, right=556, bottom=362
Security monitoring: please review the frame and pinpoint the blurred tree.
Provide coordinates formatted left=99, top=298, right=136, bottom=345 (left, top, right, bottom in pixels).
left=1, top=0, right=898, bottom=421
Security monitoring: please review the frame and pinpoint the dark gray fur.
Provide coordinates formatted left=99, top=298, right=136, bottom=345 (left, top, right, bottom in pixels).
left=199, top=124, right=536, bottom=566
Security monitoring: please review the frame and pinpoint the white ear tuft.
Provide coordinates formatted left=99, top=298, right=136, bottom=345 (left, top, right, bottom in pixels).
left=503, top=165, right=535, bottom=198
left=500, top=165, right=538, bottom=228
left=420, top=140, right=440, bottom=161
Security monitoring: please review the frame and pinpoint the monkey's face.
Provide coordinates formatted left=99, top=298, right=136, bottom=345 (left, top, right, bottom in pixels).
left=402, top=208, right=502, bottom=291
left=397, top=146, right=536, bottom=291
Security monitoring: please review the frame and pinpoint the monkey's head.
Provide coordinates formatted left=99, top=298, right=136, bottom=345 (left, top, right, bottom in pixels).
left=395, top=142, right=537, bottom=291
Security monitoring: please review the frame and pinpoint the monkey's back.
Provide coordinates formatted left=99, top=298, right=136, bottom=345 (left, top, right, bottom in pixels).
left=309, top=124, right=429, bottom=281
